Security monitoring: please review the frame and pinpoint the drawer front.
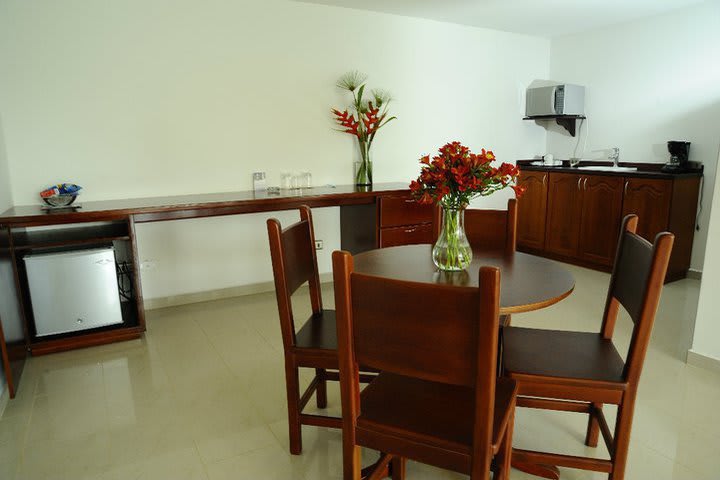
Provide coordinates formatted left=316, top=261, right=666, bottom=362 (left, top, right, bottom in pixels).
left=379, top=224, right=433, bottom=248
left=380, top=195, right=433, bottom=228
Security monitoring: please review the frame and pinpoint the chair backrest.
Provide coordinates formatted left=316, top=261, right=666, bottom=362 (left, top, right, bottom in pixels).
left=600, top=214, right=674, bottom=385
left=332, top=250, right=502, bottom=468
left=433, top=199, right=517, bottom=255
left=267, top=206, right=323, bottom=350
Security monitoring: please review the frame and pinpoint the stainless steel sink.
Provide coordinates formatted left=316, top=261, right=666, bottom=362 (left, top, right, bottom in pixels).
left=576, top=166, right=638, bottom=172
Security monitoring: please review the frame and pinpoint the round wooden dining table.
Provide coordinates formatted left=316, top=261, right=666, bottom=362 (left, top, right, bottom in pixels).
left=353, top=244, right=575, bottom=315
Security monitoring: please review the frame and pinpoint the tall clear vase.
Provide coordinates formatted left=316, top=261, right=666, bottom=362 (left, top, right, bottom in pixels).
left=432, top=206, right=473, bottom=271
left=354, top=141, right=373, bottom=187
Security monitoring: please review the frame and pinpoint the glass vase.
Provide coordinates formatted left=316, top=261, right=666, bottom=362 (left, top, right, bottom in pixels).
left=355, top=141, right=373, bottom=187
left=432, top=206, right=473, bottom=271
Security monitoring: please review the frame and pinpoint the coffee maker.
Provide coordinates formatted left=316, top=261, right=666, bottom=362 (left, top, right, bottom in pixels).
left=661, top=141, right=691, bottom=173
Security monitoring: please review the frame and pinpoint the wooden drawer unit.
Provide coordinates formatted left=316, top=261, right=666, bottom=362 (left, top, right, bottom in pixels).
left=379, top=223, right=433, bottom=248
left=378, top=194, right=433, bottom=247
left=379, top=194, right=433, bottom=228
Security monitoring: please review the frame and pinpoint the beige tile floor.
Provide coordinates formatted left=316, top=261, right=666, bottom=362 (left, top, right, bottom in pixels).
left=1, top=263, right=718, bottom=479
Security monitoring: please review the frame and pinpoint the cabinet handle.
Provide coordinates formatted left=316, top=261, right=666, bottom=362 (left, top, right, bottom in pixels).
left=404, top=199, right=415, bottom=203
left=577, top=178, right=582, bottom=190
left=584, top=178, right=588, bottom=190
left=404, top=227, right=417, bottom=234
left=624, top=180, right=629, bottom=195
left=542, top=174, right=546, bottom=186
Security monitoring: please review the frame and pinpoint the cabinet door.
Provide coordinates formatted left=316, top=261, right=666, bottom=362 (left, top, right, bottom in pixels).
left=621, top=178, right=672, bottom=241
left=545, top=173, right=583, bottom=258
left=517, top=171, right=548, bottom=250
left=578, top=175, right=624, bottom=266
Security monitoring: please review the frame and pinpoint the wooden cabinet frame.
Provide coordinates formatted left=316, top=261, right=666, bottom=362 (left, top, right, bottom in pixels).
left=518, top=168, right=701, bottom=282
left=0, top=183, right=426, bottom=398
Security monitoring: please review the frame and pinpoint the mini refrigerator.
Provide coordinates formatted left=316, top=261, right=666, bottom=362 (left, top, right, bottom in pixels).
left=24, top=247, right=124, bottom=337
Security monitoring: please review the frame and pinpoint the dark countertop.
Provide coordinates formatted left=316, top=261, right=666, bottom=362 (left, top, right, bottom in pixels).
left=517, top=160, right=703, bottom=179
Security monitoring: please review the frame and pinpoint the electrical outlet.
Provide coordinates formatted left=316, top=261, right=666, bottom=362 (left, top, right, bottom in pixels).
left=140, top=259, right=157, bottom=270
left=314, top=240, right=324, bottom=250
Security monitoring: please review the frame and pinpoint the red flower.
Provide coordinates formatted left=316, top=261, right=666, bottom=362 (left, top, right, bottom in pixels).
left=409, top=142, right=521, bottom=207
left=512, top=184, right=526, bottom=197
left=418, top=192, right=434, bottom=204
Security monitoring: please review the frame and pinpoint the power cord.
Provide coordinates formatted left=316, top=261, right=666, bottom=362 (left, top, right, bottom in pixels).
left=116, top=261, right=135, bottom=301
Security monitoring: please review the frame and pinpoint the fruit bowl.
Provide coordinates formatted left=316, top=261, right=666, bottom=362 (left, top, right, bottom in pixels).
left=40, top=183, right=82, bottom=208
left=42, top=194, right=79, bottom=207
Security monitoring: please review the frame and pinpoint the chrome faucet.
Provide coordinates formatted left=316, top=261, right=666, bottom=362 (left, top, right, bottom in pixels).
left=609, top=147, right=620, bottom=167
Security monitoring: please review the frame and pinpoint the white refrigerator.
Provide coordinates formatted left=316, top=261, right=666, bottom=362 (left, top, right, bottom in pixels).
left=24, top=247, right=124, bottom=337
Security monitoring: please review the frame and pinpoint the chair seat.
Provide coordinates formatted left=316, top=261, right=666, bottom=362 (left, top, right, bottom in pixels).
left=503, top=326, right=625, bottom=384
left=295, top=310, right=337, bottom=351
left=357, top=372, right=517, bottom=454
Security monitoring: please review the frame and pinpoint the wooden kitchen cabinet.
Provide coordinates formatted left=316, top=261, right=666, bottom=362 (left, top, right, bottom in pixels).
left=517, top=171, right=548, bottom=250
left=545, top=173, right=583, bottom=258
left=577, top=175, right=624, bottom=265
left=545, top=173, right=623, bottom=266
left=621, top=176, right=700, bottom=280
left=516, top=163, right=702, bottom=281
left=621, top=178, right=672, bottom=242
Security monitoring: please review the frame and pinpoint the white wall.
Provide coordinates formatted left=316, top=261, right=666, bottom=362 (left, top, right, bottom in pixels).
left=0, top=117, right=11, bottom=211
left=0, top=116, right=12, bottom=399
left=547, top=1, right=720, bottom=271
left=0, top=0, right=549, bottom=299
left=692, top=147, right=720, bottom=362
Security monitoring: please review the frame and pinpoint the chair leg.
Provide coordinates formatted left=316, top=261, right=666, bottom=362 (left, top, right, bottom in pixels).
left=343, top=444, right=362, bottom=480
left=284, top=362, right=303, bottom=455
left=316, top=368, right=328, bottom=409
left=390, top=457, right=406, bottom=480
left=585, top=402, right=602, bottom=447
left=495, top=407, right=515, bottom=480
left=609, top=397, right=637, bottom=480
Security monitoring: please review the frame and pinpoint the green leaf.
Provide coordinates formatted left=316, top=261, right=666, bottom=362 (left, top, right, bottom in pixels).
left=379, top=116, right=397, bottom=127
left=356, top=84, right=365, bottom=107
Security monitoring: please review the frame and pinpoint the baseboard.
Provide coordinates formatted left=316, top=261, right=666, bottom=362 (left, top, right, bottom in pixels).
left=144, top=273, right=333, bottom=310
left=686, top=350, right=720, bottom=373
left=686, top=269, right=702, bottom=280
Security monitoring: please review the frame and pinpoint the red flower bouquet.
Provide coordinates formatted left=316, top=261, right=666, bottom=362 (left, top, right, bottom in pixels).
left=410, top=142, right=523, bottom=208
left=410, top=142, right=524, bottom=271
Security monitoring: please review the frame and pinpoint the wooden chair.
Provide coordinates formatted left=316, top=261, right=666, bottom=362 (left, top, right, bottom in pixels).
left=434, top=198, right=517, bottom=327
left=267, top=205, right=375, bottom=455
left=432, top=198, right=517, bottom=256
left=501, top=214, right=674, bottom=480
left=332, top=250, right=517, bottom=480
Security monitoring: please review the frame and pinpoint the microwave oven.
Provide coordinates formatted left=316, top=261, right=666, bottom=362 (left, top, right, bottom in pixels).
left=525, top=84, right=585, bottom=117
